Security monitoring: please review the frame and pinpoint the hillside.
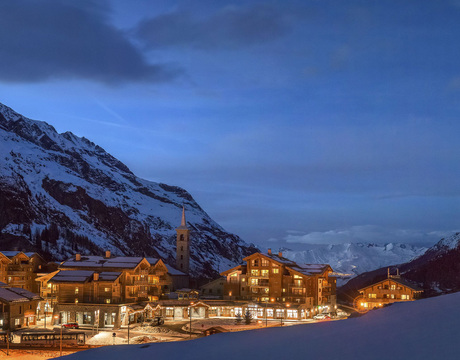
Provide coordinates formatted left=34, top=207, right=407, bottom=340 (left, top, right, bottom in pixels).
left=0, top=102, right=258, bottom=277
left=61, top=291, right=460, bottom=360
left=339, top=232, right=460, bottom=302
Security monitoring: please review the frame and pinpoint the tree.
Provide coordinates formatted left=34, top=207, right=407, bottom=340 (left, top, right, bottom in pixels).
left=244, top=310, right=252, bottom=325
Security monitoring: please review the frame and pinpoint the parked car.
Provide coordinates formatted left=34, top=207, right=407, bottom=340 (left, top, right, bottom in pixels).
left=150, top=316, right=165, bottom=326
left=62, top=322, right=79, bottom=329
left=313, top=313, right=330, bottom=320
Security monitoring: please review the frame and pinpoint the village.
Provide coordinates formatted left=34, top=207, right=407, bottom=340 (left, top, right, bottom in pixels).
left=0, top=207, right=424, bottom=358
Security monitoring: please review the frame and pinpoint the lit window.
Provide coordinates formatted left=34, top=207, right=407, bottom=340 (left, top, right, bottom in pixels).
left=261, top=259, right=269, bottom=267
left=75, top=299, right=78, bottom=304
left=106, top=299, right=111, bottom=304
left=251, top=278, right=259, bottom=285
left=390, top=285, right=396, bottom=290
left=368, top=293, right=376, bottom=299
left=75, top=288, right=79, bottom=294
left=251, top=270, right=260, bottom=276
left=261, top=270, right=269, bottom=277
left=272, top=268, right=279, bottom=274
left=252, top=259, right=259, bottom=267
left=282, top=288, right=286, bottom=293
left=105, top=288, right=110, bottom=292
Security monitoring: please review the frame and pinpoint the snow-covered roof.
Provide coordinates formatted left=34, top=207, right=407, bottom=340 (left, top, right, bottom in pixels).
left=165, top=264, right=186, bottom=276
left=0, top=287, right=40, bottom=303
left=99, top=272, right=122, bottom=281
left=49, top=270, right=94, bottom=283
left=1, top=251, right=28, bottom=259
left=61, top=256, right=143, bottom=269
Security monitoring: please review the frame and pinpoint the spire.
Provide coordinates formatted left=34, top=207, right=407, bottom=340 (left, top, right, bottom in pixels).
left=181, top=205, right=186, bottom=227
left=176, top=205, right=189, bottom=230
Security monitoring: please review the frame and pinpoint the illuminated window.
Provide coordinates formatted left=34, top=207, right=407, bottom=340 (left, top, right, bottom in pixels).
left=264, top=288, right=269, bottom=294
left=401, top=294, right=409, bottom=300
left=282, top=288, right=286, bottom=293
left=368, top=293, right=377, bottom=299
left=390, top=294, right=395, bottom=299
left=252, top=259, right=259, bottom=267
left=261, top=258, right=269, bottom=267
left=293, top=275, right=302, bottom=279
left=261, top=270, right=269, bottom=277
left=363, top=303, right=368, bottom=308
left=272, top=268, right=279, bottom=274
left=390, top=285, right=396, bottom=290
left=105, top=288, right=110, bottom=292
left=106, top=299, right=111, bottom=304
left=75, top=299, right=78, bottom=304
left=251, top=278, right=259, bottom=285
left=75, top=288, right=79, bottom=294
left=251, top=270, right=260, bottom=276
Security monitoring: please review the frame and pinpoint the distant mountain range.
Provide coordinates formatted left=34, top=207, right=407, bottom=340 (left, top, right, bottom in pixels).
left=0, top=102, right=257, bottom=277
left=282, top=242, right=428, bottom=283
left=339, top=232, right=460, bottom=302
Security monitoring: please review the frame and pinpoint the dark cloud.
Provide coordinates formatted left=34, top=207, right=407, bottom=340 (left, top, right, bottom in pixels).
left=0, top=0, right=181, bottom=84
left=134, top=4, right=292, bottom=50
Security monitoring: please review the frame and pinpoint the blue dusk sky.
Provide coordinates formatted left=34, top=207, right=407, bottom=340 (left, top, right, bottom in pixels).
left=1, top=0, right=459, bottom=249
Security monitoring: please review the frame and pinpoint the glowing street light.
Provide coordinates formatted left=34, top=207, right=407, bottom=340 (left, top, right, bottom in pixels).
left=189, top=302, right=194, bottom=339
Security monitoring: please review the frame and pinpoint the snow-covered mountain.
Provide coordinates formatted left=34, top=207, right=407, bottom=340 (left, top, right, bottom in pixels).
left=340, top=232, right=460, bottom=299
left=282, top=242, right=428, bottom=281
left=0, top=102, right=257, bottom=277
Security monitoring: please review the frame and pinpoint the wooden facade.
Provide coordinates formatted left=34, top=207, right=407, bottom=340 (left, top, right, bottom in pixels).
left=0, top=284, right=41, bottom=331
left=357, top=273, right=423, bottom=310
left=221, top=250, right=336, bottom=314
left=0, top=251, right=47, bottom=293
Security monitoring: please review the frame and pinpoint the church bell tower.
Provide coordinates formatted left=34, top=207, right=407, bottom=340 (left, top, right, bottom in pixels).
left=176, top=206, right=190, bottom=274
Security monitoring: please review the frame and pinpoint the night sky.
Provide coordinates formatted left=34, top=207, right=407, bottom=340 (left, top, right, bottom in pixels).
left=1, top=0, right=459, bottom=249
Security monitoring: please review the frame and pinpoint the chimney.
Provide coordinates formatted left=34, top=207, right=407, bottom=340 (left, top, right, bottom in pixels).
left=75, top=254, right=81, bottom=261
left=105, top=250, right=111, bottom=259
left=278, top=251, right=283, bottom=258
left=267, top=248, right=272, bottom=255
left=93, top=273, right=99, bottom=281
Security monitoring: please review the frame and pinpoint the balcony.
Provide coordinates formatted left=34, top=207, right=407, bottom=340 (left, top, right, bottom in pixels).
left=133, top=279, right=148, bottom=285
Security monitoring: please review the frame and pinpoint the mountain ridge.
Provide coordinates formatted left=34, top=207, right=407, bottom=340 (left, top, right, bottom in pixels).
left=0, top=102, right=258, bottom=277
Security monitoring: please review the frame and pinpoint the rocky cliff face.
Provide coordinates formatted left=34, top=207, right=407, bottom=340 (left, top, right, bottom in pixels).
left=0, top=102, right=258, bottom=277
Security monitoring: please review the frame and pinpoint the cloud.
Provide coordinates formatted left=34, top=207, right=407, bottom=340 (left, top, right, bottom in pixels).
left=283, top=225, right=456, bottom=245
left=134, top=4, right=293, bottom=50
left=0, top=1, right=181, bottom=84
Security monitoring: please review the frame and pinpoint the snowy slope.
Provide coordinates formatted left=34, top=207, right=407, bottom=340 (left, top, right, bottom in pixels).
left=0, top=102, right=257, bottom=276
left=282, top=242, right=427, bottom=279
left=60, top=292, right=460, bottom=360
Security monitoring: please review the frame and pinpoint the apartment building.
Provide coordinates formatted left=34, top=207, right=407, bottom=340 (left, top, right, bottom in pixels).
left=357, top=269, right=423, bottom=310
left=221, top=250, right=336, bottom=314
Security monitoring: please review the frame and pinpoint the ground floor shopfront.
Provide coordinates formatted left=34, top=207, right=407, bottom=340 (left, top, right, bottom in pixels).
left=53, top=300, right=336, bottom=328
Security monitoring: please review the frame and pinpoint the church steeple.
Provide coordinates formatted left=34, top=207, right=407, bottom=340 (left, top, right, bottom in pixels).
left=176, top=206, right=190, bottom=273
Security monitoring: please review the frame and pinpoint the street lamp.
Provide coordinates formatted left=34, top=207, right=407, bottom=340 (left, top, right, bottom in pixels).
left=189, top=302, right=194, bottom=339
left=127, top=313, right=130, bottom=345
left=54, top=315, right=62, bottom=357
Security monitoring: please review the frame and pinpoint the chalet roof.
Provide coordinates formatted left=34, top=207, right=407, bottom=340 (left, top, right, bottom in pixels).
left=242, top=252, right=332, bottom=277
left=49, top=270, right=94, bottom=283
left=1, top=251, right=29, bottom=259
left=358, top=277, right=423, bottom=292
left=7, top=287, right=41, bottom=301
left=61, top=256, right=144, bottom=269
left=99, top=272, right=122, bottom=281
left=220, top=264, right=247, bottom=276
left=0, top=287, right=40, bottom=303
left=165, top=264, right=186, bottom=276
